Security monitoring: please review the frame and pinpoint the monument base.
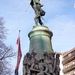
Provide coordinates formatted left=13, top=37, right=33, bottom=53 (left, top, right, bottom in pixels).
left=23, top=25, right=60, bottom=75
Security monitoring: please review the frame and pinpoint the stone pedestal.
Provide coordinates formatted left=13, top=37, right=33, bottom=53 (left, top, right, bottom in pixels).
left=23, top=26, right=60, bottom=75
left=28, top=26, right=53, bottom=56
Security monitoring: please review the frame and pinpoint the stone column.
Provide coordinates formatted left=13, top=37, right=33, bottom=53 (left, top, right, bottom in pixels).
left=28, top=26, right=53, bottom=56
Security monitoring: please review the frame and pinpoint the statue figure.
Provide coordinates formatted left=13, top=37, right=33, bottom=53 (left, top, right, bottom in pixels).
left=30, top=0, right=45, bottom=25
left=30, top=58, right=39, bottom=70
left=37, top=59, right=48, bottom=75
left=31, top=50, right=37, bottom=58
left=43, top=52, right=56, bottom=75
left=43, top=51, right=48, bottom=60
left=30, top=57, right=49, bottom=75
left=30, top=57, right=40, bottom=75
left=54, top=54, right=60, bottom=75
left=43, top=51, right=55, bottom=75
left=23, top=53, right=32, bottom=75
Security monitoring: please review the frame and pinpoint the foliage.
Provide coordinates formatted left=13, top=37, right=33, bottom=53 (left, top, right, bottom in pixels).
left=0, top=17, right=16, bottom=75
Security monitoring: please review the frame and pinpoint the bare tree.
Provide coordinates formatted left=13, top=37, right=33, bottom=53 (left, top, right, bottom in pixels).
left=0, top=17, right=16, bottom=75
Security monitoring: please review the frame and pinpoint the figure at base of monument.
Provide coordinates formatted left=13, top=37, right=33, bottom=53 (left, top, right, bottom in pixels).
left=30, top=0, right=45, bottom=26
left=23, top=51, right=60, bottom=75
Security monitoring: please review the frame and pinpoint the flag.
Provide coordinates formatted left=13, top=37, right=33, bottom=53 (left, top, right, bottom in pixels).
left=15, top=31, right=22, bottom=75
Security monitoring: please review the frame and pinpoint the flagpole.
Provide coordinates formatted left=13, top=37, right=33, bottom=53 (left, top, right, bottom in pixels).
left=19, top=30, right=21, bottom=33
left=19, top=30, right=21, bottom=37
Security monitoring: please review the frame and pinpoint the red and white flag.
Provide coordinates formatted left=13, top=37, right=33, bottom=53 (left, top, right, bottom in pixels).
left=15, top=31, right=22, bottom=75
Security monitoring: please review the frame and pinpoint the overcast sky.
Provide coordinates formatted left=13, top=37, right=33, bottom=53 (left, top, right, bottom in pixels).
left=0, top=0, right=75, bottom=75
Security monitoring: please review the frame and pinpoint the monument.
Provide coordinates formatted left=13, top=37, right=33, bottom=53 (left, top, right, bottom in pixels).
left=23, top=0, right=60, bottom=75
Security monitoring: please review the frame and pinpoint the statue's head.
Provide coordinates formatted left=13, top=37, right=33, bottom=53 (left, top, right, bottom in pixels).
left=31, top=50, right=37, bottom=56
left=26, top=53, right=31, bottom=58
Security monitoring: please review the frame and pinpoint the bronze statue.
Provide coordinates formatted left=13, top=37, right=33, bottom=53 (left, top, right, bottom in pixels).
left=30, top=0, right=45, bottom=26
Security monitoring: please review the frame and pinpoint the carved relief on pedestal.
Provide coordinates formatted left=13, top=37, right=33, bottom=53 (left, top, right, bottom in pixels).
left=23, top=50, right=60, bottom=75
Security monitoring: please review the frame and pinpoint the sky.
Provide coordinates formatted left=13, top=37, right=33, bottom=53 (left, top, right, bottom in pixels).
left=0, top=0, right=75, bottom=75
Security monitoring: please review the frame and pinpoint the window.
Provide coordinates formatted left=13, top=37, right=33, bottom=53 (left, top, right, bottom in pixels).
left=73, top=61, right=75, bottom=65
left=65, top=65, right=68, bottom=68
left=68, top=65, right=69, bottom=67
left=65, top=65, right=69, bottom=68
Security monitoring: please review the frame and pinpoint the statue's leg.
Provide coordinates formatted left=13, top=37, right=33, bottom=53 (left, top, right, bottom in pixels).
left=38, top=17, right=43, bottom=25
left=34, top=16, right=39, bottom=25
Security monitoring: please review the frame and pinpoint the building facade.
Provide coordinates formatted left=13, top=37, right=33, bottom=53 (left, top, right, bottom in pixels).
left=62, top=47, right=75, bottom=75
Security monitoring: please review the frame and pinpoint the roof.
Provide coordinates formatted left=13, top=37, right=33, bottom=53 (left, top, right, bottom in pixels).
left=62, top=47, right=75, bottom=57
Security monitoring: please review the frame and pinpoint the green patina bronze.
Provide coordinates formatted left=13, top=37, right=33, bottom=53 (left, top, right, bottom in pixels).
left=28, top=25, right=53, bottom=56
